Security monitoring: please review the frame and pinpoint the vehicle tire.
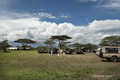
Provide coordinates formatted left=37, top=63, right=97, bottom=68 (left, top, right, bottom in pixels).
left=111, top=57, right=118, bottom=62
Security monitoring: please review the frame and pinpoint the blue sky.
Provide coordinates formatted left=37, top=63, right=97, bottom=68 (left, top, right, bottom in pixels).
left=1, top=0, right=120, bottom=25
left=0, top=0, right=120, bottom=47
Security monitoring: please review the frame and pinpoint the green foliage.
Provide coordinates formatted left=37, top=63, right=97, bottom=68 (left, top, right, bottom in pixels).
left=50, top=35, right=72, bottom=49
left=50, top=35, right=72, bottom=40
left=72, top=43, right=98, bottom=51
left=0, top=40, right=10, bottom=52
left=14, top=38, right=36, bottom=50
left=72, top=43, right=84, bottom=48
left=84, top=43, right=98, bottom=50
left=100, top=35, right=120, bottom=46
left=37, top=46, right=49, bottom=53
left=63, top=41, right=71, bottom=47
left=44, top=39, right=55, bottom=49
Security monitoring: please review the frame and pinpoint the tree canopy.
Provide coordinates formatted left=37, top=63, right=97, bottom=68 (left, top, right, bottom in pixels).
left=84, top=43, right=98, bottom=51
left=72, top=43, right=83, bottom=48
left=50, top=35, right=72, bottom=49
left=99, top=35, right=120, bottom=46
left=14, top=38, right=36, bottom=50
left=72, top=43, right=98, bottom=52
left=0, top=40, right=10, bottom=52
left=44, top=39, right=55, bottom=49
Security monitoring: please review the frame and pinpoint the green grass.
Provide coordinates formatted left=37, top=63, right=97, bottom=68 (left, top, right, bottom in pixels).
left=0, top=50, right=120, bottom=80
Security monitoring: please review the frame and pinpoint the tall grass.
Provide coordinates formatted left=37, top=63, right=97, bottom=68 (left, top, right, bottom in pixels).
left=0, top=50, right=120, bottom=80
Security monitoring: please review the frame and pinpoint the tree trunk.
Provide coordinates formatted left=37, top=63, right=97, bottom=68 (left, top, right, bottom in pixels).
left=23, top=46, right=26, bottom=50
left=3, top=48, right=6, bottom=52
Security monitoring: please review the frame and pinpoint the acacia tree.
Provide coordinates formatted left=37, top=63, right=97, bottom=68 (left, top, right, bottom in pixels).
left=99, top=35, right=120, bottom=46
left=84, top=43, right=98, bottom=52
left=72, top=43, right=83, bottom=48
left=14, top=38, right=36, bottom=50
left=44, top=39, right=55, bottom=49
left=72, top=43, right=98, bottom=52
left=44, top=39, right=56, bottom=56
left=0, top=40, right=10, bottom=52
left=50, top=35, right=72, bottom=49
left=62, top=41, right=71, bottom=48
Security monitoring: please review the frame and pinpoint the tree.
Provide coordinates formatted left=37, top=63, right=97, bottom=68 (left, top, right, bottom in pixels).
left=72, top=43, right=83, bottom=48
left=50, top=35, right=72, bottom=49
left=0, top=40, right=10, bottom=52
left=44, top=39, right=55, bottom=49
left=62, top=41, right=71, bottom=48
left=14, top=38, right=36, bottom=50
left=72, top=43, right=98, bottom=52
left=84, top=43, right=98, bottom=52
left=99, top=35, right=120, bottom=46
left=44, top=39, right=56, bottom=56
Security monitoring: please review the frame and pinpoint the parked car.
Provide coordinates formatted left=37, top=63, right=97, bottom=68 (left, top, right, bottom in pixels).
left=64, top=48, right=74, bottom=54
left=48, top=48, right=59, bottom=54
left=37, top=46, right=48, bottom=53
left=74, top=48, right=84, bottom=54
left=96, top=46, right=120, bottom=62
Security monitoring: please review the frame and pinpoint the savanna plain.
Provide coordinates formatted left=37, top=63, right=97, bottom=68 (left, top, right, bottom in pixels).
left=0, top=50, right=120, bottom=80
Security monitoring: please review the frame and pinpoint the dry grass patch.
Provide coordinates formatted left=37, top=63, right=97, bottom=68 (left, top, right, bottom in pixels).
left=0, top=51, right=120, bottom=80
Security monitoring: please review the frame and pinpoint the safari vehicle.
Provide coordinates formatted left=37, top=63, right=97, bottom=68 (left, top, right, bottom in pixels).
left=48, top=48, right=59, bottom=54
left=74, top=48, right=83, bottom=54
left=64, top=48, right=74, bottom=54
left=37, top=46, right=48, bottom=53
left=37, top=46, right=59, bottom=54
left=96, top=46, right=120, bottom=62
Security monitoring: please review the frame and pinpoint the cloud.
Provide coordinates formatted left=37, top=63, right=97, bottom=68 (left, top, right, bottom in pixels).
left=0, top=12, right=120, bottom=47
left=97, top=0, right=120, bottom=9
left=0, top=0, right=18, bottom=10
left=33, top=9, right=46, bottom=12
left=28, top=27, right=38, bottom=30
left=0, top=11, right=33, bottom=19
left=78, top=0, right=120, bottom=9
left=0, top=0, right=11, bottom=7
left=59, top=13, right=70, bottom=19
left=78, top=0, right=98, bottom=2
left=0, top=10, right=57, bottom=20
left=33, top=12, right=56, bottom=19
left=27, top=31, right=34, bottom=39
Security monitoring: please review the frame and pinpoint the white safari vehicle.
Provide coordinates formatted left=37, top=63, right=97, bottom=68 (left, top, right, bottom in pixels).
left=96, top=46, right=120, bottom=62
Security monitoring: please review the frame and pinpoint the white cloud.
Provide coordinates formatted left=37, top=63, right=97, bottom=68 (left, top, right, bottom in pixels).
left=0, top=12, right=120, bottom=46
left=0, top=0, right=18, bottom=10
left=36, top=12, right=56, bottom=19
left=59, top=13, right=70, bottom=19
left=60, top=15, right=69, bottom=19
left=78, top=0, right=98, bottom=2
left=0, top=0, right=11, bottom=6
left=97, top=0, right=120, bottom=9
left=78, top=0, right=120, bottom=9
left=0, top=10, right=57, bottom=20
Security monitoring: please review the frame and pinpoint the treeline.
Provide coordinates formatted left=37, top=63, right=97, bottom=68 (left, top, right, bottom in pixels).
left=43, top=35, right=120, bottom=52
left=0, top=39, right=36, bottom=52
left=0, top=35, right=120, bottom=52
left=69, top=43, right=98, bottom=52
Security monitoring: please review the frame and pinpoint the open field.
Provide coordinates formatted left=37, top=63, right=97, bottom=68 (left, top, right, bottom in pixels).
left=0, top=50, right=120, bottom=80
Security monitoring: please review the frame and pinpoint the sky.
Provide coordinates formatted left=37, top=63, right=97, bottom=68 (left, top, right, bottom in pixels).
left=0, top=0, right=120, bottom=47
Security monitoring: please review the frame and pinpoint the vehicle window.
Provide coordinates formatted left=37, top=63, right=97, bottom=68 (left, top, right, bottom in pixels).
left=106, top=48, right=118, bottom=53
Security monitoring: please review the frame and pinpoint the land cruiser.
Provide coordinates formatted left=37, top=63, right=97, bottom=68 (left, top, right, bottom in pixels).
left=96, top=46, right=120, bottom=62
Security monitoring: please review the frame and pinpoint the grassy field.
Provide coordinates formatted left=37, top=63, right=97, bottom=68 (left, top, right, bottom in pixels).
left=0, top=50, right=120, bottom=80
